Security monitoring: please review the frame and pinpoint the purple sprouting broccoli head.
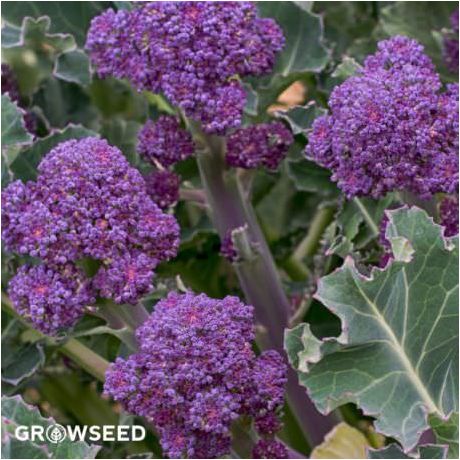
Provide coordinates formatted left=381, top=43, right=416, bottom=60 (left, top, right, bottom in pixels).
left=307, top=36, right=459, bottom=199
left=103, top=291, right=287, bottom=458
left=86, top=2, right=285, bottom=134
left=444, top=9, right=459, bottom=73
left=137, top=116, right=195, bottom=168
left=3, top=137, right=180, bottom=333
left=144, top=169, right=180, bottom=210
left=8, top=264, right=95, bottom=335
left=226, top=121, right=293, bottom=170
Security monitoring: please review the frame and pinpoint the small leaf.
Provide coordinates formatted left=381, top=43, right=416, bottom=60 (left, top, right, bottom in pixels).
left=331, top=56, right=362, bottom=81
left=285, top=207, right=459, bottom=450
left=275, top=102, right=327, bottom=135
left=1, top=94, right=33, bottom=148
left=430, top=413, right=459, bottom=459
left=11, top=16, right=76, bottom=55
left=328, top=196, right=396, bottom=257
left=54, top=50, right=91, bottom=86
left=10, top=124, right=98, bottom=181
left=287, top=159, right=338, bottom=196
left=1, top=395, right=100, bottom=459
left=310, top=422, right=369, bottom=459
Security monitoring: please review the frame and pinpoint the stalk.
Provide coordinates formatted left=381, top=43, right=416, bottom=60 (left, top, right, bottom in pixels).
left=191, top=126, right=337, bottom=446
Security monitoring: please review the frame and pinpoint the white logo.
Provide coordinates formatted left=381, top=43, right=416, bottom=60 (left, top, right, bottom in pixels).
left=45, top=424, right=67, bottom=444
left=14, top=424, right=146, bottom=443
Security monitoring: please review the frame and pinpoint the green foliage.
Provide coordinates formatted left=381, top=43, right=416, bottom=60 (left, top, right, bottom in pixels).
left=328, top=195, right=396, bottom=258
left=1, top=395, right=100, bottom=458
left=252, top=2, right=331, bottom=114
left=2, top=320, right=45, bottom=386
left=1, top=95, right=33, bottom=148
left=285, top=208, right=458, bottom=450
left=53, top=50, right=91, bottom=86
left=1, top=1, right=107, bottom=46
left=1, top=2, right=458, bottom=458
left=430, top=412, right=459, bottom=459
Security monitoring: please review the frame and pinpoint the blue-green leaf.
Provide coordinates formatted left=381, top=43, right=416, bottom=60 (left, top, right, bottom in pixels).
left=285, top=207, right=459, bottom=450
left=53, top=50, right=91, bottom=86
left=1, top=94, right=33, bottom=148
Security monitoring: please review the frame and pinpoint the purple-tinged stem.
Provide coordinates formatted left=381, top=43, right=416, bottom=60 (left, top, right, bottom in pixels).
left=192, top=126, right=337, bottom=447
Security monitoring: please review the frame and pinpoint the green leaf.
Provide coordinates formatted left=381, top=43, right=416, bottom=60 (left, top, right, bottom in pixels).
left=368, top=444, right=448, bottom=459
left=312, top=2, right=379, bottom=60
left=1, top=22, right=22, bottom=48
left=1, top=1, right=107, bottom=47
left=275, top=102, right=327, bottom=136
left=331, top=56, right=362, bottom=81
left=328, top=196, right=396, bottom=257
left=33, top=78, right=99, bottom=129
left=258, top=2, right=330, bottom=76
left=430, top=413, right=459, bottom=459
left=380, top=2, right=456, bottom=74
left=287, top=159, right=338, bottom=196
left=1, top=395, right=100, bottom=458
left=1, top=95, right=33, bottom=148
left=1, top=337, right=45, bottom=385
left=285, top=207, right=458, bottom=450
left=253, top=2, right=330, bottom=113
left=310, top=422, right=369, bottom=458
left=10, top=124, right=98, bottom=181
left=7, top=16, right=76, bottom=55
left=100, top=118, right=142, bottom=165
left=53, top=50, right=91, bottom=86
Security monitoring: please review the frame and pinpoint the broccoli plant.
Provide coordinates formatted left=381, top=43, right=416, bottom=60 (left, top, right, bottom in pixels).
left=1, top=2, right=458, bottom=459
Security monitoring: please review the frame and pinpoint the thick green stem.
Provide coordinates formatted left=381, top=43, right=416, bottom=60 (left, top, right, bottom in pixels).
left=191, top=125, right=337, bottom=447
left=292, top=206, right=335, bottom=262
left=2, top=293, right=109, bottom=382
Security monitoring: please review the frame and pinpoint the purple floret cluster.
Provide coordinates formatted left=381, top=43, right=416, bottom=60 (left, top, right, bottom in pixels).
left=3, top=138, right=180, bottom=333
left=8, top=264, right=95, bottom=335
left=137, top=116, right=194, bottom=168
left=252, top=439, right=289, bottom=459
left=104, top=292, right=287, bottom=458
left=308, top=36, right=459, bottom=199
left=86, top=2, right=284, bottom=134
left=144, top=170, right=180, bottom=210
left=226, top=121, right=293, bottom=169
left=444, top=9, right=459, bottom=73
left=439, top=195, right=459, bottom=237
